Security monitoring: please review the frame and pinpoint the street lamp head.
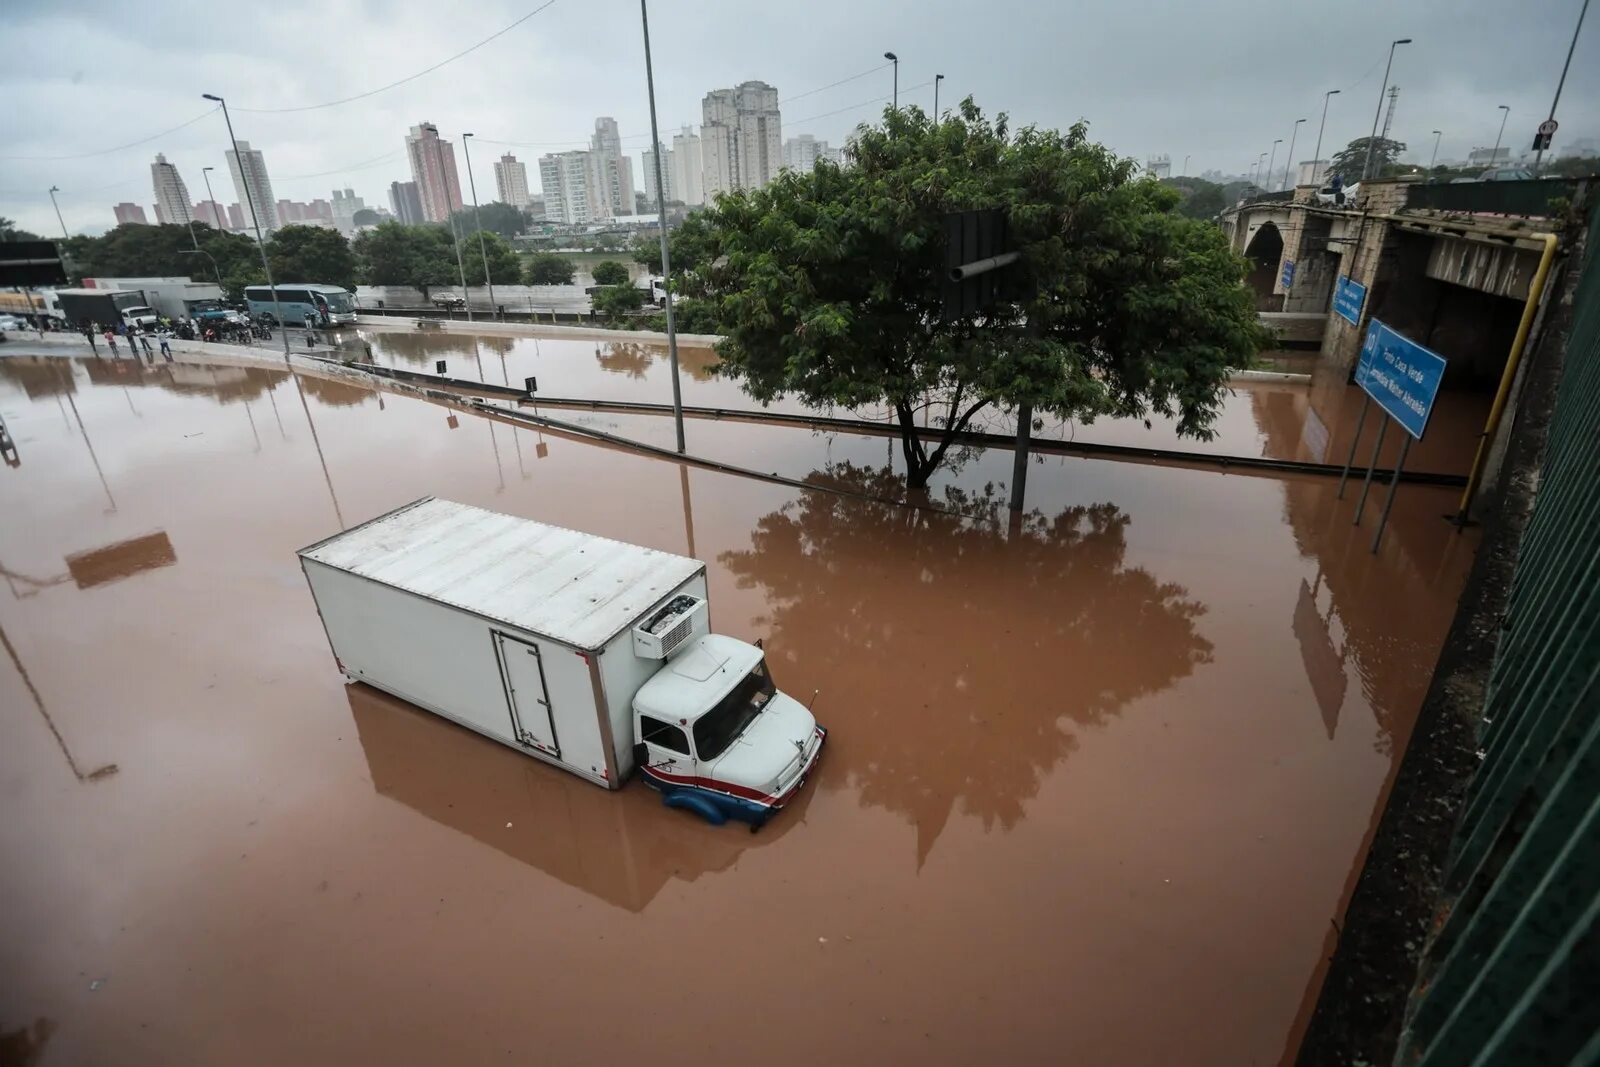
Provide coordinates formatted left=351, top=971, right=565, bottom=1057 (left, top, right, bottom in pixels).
left=202, top=93, right=221, bottom=101
left=1394, top=37, right=1412, bottom=45
left=1432, top=129, right=1442, bottom=135
left=935, top=73, right=944, bottom=82
left=1328, top=89, right=1341, bottom=96
left=49, top=185, right=59, bottom=193
left=1296, top=118, right=1307, bottom=125
left=203, top=165, right=214, bottom=172
left=883, top=51, right=897, bottom=61
left=463, top=132, right=474, bottom=138
left=1498, top=104, right=1510, bottom=111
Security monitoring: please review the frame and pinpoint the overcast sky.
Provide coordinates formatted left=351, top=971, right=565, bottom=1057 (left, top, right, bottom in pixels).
left=2, top=0, right=1596, bottom=236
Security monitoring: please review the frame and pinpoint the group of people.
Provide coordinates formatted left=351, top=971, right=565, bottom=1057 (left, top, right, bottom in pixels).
left=77, top=313, right=277, bottom=361
left=83, top=320, right=171, bottom=361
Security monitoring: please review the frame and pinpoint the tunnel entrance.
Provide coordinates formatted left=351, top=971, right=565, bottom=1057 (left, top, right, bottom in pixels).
left=1244, top=221, right=1285, bottom=310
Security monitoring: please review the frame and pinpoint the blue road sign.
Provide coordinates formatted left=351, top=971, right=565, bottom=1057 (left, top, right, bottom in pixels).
left=1280, top=260, right=1295, bottom=290
left=1357, top=319, right=1447, bottom=440
left=1333, top=275, right=1366, bottom=325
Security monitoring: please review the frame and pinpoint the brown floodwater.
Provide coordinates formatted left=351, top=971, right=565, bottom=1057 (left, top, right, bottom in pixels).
left=342, top=324, right=1493, bottom=478
left=0, top=348, right=1478, bottom=1066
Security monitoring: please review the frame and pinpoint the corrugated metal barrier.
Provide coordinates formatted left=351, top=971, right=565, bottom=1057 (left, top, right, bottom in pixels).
left=1394, top=208, right=1600, bottom=1064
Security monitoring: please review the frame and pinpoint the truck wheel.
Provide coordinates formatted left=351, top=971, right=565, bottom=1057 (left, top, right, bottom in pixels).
left=664, top=792, right=726, bottom=826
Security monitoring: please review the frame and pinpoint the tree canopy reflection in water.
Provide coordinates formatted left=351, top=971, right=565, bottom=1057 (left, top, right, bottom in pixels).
left=718, top=463, right=1215, bottom=865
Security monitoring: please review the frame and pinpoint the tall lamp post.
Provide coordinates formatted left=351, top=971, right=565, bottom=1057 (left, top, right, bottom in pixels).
left=1256, top=152, right=1268, bottom=189
left=1491, top=104, right=1510, bottom=163
left=202, top=93, right=290, bottom=357
left=460, top=133, right=498, bottom=320
left=1182, top=154, right=1191, bottom=175
left=1266, top=139, right=1283, bottom=192
left=1534, top=0, right=1590, bottom=174
left=641, top=0, right=685, bottom=453
left=430, top=127, right=472, bottom=323
left=884, top=52, right=898, bottom=109
left=933, top=73, right=944, bottom=120
left=1363, top=38, right=1412, bottom=179
left=1282, top=119, right=1306, bottom=189
left=47, top=186, right=68, bottom=239
left=1312, top=89, right=1340, bottom=186
left=1428, top=129, right=1443, bottom=171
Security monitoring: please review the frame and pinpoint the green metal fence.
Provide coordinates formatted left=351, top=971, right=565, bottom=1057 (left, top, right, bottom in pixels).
left=1406, top=178, right=1583, bottom=218
left=1393, top=208, right=1600, bottom=1065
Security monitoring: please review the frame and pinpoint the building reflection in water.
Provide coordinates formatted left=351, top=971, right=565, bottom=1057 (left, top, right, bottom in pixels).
left=347, top=683, right=805, bottom=912
left=718, top=463, right=1214, bottom=866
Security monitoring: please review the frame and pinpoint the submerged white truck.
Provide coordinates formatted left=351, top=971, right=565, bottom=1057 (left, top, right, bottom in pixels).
left=298, top=497, right=826, bottom=829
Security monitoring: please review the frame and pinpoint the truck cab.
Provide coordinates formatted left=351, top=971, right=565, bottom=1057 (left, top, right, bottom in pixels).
left=631, top=630, right=825, bottom=830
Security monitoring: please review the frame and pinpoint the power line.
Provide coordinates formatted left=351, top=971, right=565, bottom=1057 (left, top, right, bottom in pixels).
left=787, top=80, right=934, bottom=128
left=233, top=1, right=559, bottom=114
left=274, top=148, right=408, bottom=182
left=0, top=107, right=218, bottom=162
left=778, top=62, right=894, bottom=106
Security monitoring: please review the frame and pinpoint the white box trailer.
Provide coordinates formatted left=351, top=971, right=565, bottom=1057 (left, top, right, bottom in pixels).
left=299, top=497, right=825, bottom=828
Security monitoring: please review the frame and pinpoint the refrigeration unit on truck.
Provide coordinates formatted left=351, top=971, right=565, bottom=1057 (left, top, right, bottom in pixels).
left=298, top=497, right=826, bottom=829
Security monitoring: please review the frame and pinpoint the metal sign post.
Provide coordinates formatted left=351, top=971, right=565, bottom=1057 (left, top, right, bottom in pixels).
left=1347, top=318, right=1448, bottom=553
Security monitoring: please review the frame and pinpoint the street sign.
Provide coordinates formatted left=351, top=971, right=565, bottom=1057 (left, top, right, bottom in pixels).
left=1357, top=319, right=1447, bottom=440
left=1333, top=275, right=1366, bottom=325
left=1533, top=119, right=1558, bottom=151
left=1280, top=259, right=1296, bottom=290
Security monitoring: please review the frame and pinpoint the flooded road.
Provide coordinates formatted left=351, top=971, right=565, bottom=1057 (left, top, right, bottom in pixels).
left=344, top=324, right=1492, bottom=478
left=0, top=350, right=1477, bottom=1066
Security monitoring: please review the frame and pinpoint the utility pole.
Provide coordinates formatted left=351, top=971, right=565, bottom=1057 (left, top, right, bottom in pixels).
left=1534, top=0, right=1590, bottom=174
left=641, top=0, right=686, bottom=453
left=1312, top=89, right=1340, bottom=186
left=1363, top=38, right=1411, bottom=180
left=1282, top=119, right=1306, bottom=190
left=461, top=133, right=498, bottom=319
left=203, top=94, right=290, bottom=357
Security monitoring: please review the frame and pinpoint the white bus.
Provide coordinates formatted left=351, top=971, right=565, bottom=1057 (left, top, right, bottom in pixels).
left=243, top=283, right=357, bottom=326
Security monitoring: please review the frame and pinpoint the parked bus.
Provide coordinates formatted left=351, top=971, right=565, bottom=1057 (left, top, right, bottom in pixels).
left=243, top=284, right=357, bottom=326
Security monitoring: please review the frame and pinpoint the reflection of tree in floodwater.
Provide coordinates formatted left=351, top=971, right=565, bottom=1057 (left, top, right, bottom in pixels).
left=365, top=331, right=489, bottom=364
left=0, top=357, right=76, bottom=398
left=719, top=463, right=1214, bottom=865
left=297, top=373, right=376, bottom=408
left=594, top=340, right=721, bottom=383
left=82, top=358, right=289, bottom=405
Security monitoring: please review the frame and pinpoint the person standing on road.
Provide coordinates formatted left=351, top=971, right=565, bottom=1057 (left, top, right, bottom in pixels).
left=135, top=325, right=154, bottom=361
left=157, top=326, right=173, bottom=361
left=103, top=327, right=118, bottom=355
left=81, top=321, right=98, bottom=353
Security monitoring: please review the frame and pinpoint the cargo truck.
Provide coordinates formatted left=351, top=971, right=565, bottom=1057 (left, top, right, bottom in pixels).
left=299, top=497, right=826, bottom=829
left=53, top=288, right=159, bottom=330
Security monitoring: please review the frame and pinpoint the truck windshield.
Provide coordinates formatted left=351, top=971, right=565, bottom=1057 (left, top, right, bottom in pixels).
left=692, top=659, right=775, bottom=761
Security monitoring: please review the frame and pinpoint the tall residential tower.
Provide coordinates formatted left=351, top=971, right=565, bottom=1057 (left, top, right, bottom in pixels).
left=150, top=154, right=193, bottom=226
left=405, top=122, right=464, bottom=223
left=225, top=141, right=278, bottom=232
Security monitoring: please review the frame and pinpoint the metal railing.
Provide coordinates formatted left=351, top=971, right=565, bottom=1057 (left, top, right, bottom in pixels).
left=1406, top=178, right=1583, bottom=218
left=1393, top=205, right=1600, bottom=1066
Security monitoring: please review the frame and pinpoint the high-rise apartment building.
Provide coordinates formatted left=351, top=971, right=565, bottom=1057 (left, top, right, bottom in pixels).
left=588, top=117, right=634, bottom=219
left=700, top=82, right=781, bottom=197
left=150, top=154, right=193, bottom=226
left=225, top=141, right=278, bottom=232
left=226, top=203, right=246, bottom=230
left=671, top=126, right=704, bottom=206
left=388, top=181, right=425, bottom=226
left=494, top=154, right=531, bottom=208
left=331, top=188, right=365, bottom=234
left=405, top=122, right=464, bottom=223
left=193, top=201, right=227, bottom=229
left=642, top=144, right=675, bottom=204
left=538, top=151, right=595, bottom=224
left=113, top=202, right=149, bottom=226
left=783, top=134, right=837, bottom=172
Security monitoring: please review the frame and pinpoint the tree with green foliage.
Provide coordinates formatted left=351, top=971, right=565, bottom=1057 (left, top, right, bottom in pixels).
left=448, top=201, right=526, bottom=238
left=1162, top=177, right=1227, bottom=220
left=591, top=259, right=629, bottom=286
left=1327, top=136, right=1407, bottom=184
left=351, top=221, right=458, bottom=299
left=630, top=232, right=663, bottom=271
left=351, top=208, right=381, bottom=227
left=461, top=230, right=522, bottom=286
left=0, top=217, right=42, bottom=241
left=525, top=252, right=576, bottom=285
left=592, top=284, right=645, bottom=320
left=266, top=224, right=356, bottom=289
left=678, top=100, right=1265, bottom=489
left=59, top=222, right=259, bottom=287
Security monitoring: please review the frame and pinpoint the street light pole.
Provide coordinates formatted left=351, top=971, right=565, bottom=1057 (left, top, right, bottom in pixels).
left=884, top=52, right=898, bottom=109
left=461, top=133, right=498, bottom=320
left=1491, top=104, right=1510, bottom=163
left=1429, top=129, right=1443, bottom=171
left=203, top=93, right=290, bottom=357
left=1182, top=154, right=1191, bottom=175
left=1282, top=119, right=1306, bottom=189
left=641, top=0, right=685, bottom=454
left=1312, top=89, right=1340, bottom=186
left=431, top=127, right=472, bottom=323
left=1535, top=0, right=1590, bottom=174
left=47, top=186, right=68, bottom=239
left=933, top=73, right=943, bottom=120
left=1363, top=38, right=1412, bottom=180
left=1267, top=139, right=1282, bottom=192
left=195, top=166, right=229, bottom=295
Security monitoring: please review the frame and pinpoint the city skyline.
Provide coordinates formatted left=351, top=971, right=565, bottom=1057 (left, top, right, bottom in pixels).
left=5, top=0, right=1596, bottom=236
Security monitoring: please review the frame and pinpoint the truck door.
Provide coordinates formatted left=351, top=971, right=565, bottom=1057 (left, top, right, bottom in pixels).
left=637, top=715, right=695, bottom=783
left=492, top=632, right=559, bottom=756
